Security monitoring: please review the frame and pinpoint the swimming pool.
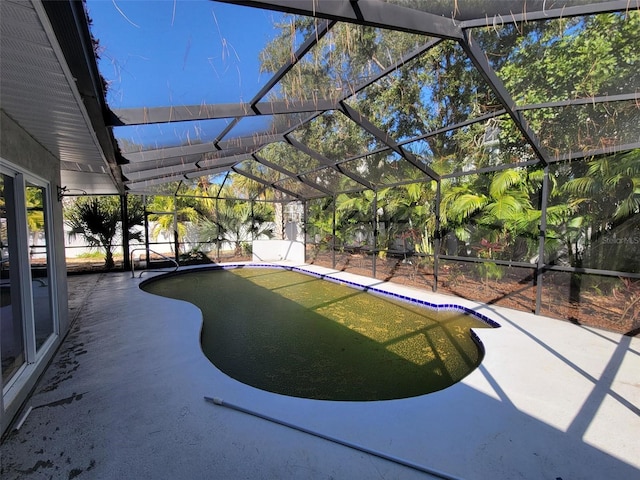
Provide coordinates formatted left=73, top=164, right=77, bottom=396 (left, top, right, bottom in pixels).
left=142, top=264, right=498, bottom=401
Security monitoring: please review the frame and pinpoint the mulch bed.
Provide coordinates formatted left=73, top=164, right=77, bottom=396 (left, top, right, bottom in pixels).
left=306, top=251, right=639, bottom=336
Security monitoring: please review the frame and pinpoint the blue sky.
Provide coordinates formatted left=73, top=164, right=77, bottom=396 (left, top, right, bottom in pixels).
left=85, top=0, right=288, bottom=148
left=87, top=0, right=285, bottom=107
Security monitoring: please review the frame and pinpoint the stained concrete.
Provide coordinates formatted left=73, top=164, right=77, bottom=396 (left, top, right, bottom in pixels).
left=1, top=264, right=639, bottom=480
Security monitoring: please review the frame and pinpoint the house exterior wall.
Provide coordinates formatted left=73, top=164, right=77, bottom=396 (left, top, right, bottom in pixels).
left=1, top=109, right=70, bottom=435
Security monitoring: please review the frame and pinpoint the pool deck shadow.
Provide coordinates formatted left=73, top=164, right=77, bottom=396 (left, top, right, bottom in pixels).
left=1, top=262, right=639, bottom=480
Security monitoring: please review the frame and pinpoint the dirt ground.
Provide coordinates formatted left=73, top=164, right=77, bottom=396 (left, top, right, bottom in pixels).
left=306, top=251, right=639, bottom=336
left=65, top=251, right=639, bottom=336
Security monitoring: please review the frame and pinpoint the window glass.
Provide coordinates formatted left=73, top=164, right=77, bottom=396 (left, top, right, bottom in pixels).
left=26, top=183, right=55, bottom=351
left=1, top=174, right=26, bottom=384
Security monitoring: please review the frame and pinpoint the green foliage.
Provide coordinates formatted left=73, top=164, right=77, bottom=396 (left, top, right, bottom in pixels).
left=25, top=186, right=45, bottom=234
left=145, top=195, right=200, bottom=254
left=546, top=150, right=640, bottom=271
left=75, top=251, right=104, bottom=259
left=475, top=261, right=504, bottom=289
left=306, top=197, right=335, bottom=247
left=65, top=195, right=143, bottom=269
left=198, top=199, right=274, bottom=255
left=238, top=11, right=639, bottom=278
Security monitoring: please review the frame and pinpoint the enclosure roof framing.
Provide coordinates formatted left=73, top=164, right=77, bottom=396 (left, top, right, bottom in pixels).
left=252, top=153, right=335, bottom=197
left=458, top=0, right=637, bottom=27
left=12, top=0, right=637, bottom=199
left=122, top=134, right=283, bottom=163
left=284, top=135, right=376, bottom=191
left=459, top=29, right=550, bottom=166
left=339, top=101, right=441, bottom=181
left=109, top=33, right=444, bottom=128
left=218, top=0, right=464, bottom=40
left=110, top=100, right=336, bottom=126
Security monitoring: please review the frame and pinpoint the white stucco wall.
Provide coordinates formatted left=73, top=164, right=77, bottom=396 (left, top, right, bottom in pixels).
left=252, top=240, right=305, bottom=263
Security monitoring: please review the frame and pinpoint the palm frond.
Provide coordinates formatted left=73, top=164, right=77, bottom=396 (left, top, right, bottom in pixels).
left=614, top=195, right=640, bottom=220
left=485, top=195, right=523, bottom=221
left=564, top=177, right=595, bottom=195
left=446, top=193, right=488, bottom=222
left=489, top=169, right=523, bottom=199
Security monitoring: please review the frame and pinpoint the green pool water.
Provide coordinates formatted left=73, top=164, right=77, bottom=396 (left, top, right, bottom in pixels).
left=142, top=267, right=492, bottom=401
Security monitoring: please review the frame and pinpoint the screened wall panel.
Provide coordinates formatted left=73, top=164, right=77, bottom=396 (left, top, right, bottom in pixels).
left=439, top=168, right=542, bottom=262
left=438, top=259, right=537, bottom=314
left=545, top=152, right=640, bottom=273
left=376, top=251, right=435, bottom=290
left=373, top=183, right=436, bottom=287
left=334, top=191, right=376, bottom=250
left=305, top=196, right=335, bottom=267
left=541, top=271, right=639, bottom=335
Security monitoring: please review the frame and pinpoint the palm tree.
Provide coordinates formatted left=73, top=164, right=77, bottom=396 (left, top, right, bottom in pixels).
left=440, top=168, right=541, bottom=261
left=199, top=200, right=274, bottom=256
left=555, top=150, right=640, bottom=271
left=145, top=195, right=199, bottom=255
left=65, top=196, right=144, bottom=269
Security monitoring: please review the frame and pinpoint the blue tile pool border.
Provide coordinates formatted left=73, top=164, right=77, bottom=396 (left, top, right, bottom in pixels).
left=140, top=262, right=502, bottom=329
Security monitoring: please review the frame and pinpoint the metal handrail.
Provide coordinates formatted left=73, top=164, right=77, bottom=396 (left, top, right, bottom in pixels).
left=130, top=248, right=179, bottom=278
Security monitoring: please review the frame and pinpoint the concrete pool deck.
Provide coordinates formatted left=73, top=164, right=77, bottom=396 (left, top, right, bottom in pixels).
left=1, top=262, right=639, bottom=480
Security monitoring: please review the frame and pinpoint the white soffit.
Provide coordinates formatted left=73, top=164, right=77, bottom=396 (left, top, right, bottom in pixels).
left=0, top=0, right=117, bottom=194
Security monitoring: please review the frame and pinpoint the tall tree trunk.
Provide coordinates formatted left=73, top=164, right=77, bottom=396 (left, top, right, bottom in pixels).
left=105, top=248, right=114, bottom=270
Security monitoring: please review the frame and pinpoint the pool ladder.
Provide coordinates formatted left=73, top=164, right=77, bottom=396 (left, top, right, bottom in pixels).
left=130, top=248, right=179, bottom=278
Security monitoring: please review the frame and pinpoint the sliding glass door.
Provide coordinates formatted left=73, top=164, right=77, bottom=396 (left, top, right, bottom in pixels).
left=0, top=164, right=58, bottom=397
left=1, top=173, right=26, bottom=386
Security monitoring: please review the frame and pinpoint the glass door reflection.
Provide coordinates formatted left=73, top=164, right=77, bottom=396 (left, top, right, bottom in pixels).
left=1, top=174, right=26, bottom=384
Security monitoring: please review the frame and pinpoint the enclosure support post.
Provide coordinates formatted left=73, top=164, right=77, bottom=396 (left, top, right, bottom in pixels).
left=433, top=180, right=441, bottom=292
left=535, top=166, right=550, bottom=315
left=143, top=195, right=150, bottom=270
left=303, top=200, right=308, bottom=263
left=215, top=198, right=220, bottom=261
left=372, top=190, right=377, bottom=278
left=251, top=201, right=255, bottom=243
left=332, top=195, right=336, bottom=269
left=173, top=194, right=180, bottom=265
left=121, top=194, right=131, bottom=271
